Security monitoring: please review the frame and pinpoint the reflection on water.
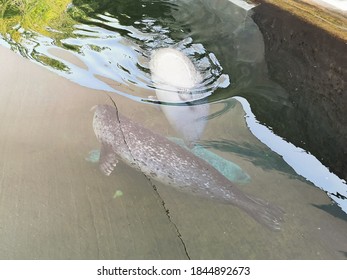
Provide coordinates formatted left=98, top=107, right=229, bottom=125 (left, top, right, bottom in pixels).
left=312, top=203, right=347, bottom=223
left=234, top=96, right=347, bottom=212
left=318, top=0, right=347, bottom=11
left=252, top=2, right=347, bottom=186
left=0, top=0, right=227, bottom=103
left=1, top=0, right=347, bottom=258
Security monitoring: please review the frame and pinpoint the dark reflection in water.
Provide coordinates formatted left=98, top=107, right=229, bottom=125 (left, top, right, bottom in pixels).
left=171, top=0, right=347, bottom=190
left=251, top=3, right=347, bottom=182
left=312, top=204, right=347, bottom=223
left=170, top=0, right=290, bottom=104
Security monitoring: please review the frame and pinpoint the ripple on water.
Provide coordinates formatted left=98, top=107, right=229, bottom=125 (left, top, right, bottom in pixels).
left=0, top=0, right=229, bottom=104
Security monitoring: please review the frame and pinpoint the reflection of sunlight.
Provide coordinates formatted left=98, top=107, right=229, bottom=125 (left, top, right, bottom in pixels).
left=234, top=96, right=347, bottom=213
left=314, top=0, right=347, bottom=11
left=227, top=0, right=256, bottom=11
left=1, top=28, right=227, bottom=104
left=0, top=3, right=228, bottom=104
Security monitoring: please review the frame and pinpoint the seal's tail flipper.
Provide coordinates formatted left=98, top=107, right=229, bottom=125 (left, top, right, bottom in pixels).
left=230, top=188, right=285, bottom=231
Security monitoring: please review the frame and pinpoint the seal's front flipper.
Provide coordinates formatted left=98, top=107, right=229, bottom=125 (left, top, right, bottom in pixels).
left=99, top=142, right=118, bottom=176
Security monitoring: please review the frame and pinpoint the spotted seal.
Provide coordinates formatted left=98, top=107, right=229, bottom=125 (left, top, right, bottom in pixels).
left=93, top=104, right=284, bottom=230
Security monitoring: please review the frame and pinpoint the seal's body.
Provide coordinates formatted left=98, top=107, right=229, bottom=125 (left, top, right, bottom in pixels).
left=93, top=104, right=284, bottom=230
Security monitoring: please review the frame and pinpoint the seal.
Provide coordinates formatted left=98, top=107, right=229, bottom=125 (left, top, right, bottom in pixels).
left=93, top=104, right=284, bottom=230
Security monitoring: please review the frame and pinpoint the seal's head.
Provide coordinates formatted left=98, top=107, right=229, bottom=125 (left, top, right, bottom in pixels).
left=92, top=105, right=121, bottom=144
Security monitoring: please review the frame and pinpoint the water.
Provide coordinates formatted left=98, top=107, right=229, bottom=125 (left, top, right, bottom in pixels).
left=0, top=0, right=346, bottom=259
left=0, top=0, right=228, bottom=101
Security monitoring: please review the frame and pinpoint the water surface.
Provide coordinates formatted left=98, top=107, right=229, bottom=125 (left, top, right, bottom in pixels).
left=0, top=0, right=346, bottom=259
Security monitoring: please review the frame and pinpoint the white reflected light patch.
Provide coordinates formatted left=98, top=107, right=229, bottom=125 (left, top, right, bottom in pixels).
left=314, top=0, right=347, bottom=11
left=233, top=96, right=347, bottom=213
left=227, top=0, right=257, bottom=11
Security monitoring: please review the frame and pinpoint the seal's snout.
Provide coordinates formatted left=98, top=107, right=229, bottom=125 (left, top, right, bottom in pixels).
left=92, top=105, right=110, bottom=120
left=90, top=105, right=99, bottom=112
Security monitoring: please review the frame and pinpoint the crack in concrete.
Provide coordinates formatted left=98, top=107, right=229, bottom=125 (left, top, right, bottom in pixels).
left=147, top=180, right=191, bottom=260
left=107, top=95, right=191, bottom=260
